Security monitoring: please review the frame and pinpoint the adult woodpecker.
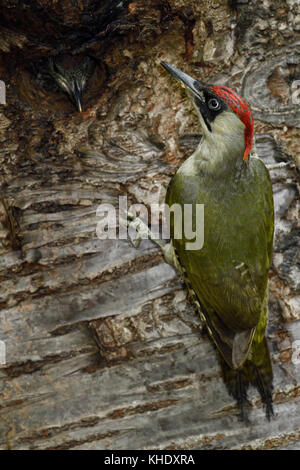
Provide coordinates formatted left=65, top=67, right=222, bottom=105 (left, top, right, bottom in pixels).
left=161, top=62, right=274, bottom=420
left=47, top=54, right=96, bottom=112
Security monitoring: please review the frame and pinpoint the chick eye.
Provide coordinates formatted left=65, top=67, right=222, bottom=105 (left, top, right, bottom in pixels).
left=208, top=98, right=220, bottom=110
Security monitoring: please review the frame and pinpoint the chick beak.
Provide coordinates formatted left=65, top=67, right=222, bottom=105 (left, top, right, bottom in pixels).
left=72, top=82, right=83, bottom=112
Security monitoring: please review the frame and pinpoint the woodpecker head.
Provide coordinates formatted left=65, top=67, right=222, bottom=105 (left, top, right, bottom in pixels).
left=161, top=62, right=254, bottom=162
left=48, top=55, right=96, bottom=112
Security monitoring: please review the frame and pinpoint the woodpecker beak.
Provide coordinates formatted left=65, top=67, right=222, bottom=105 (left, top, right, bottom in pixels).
left=161, top=62, right=212, bottom=132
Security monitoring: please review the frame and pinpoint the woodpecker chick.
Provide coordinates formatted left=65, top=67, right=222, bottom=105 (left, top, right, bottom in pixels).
left=48, top=54, right=96, bottom=112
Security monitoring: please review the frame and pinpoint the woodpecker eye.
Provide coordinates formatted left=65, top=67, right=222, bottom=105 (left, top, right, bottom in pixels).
left=208, top=98, right=220, bottom=111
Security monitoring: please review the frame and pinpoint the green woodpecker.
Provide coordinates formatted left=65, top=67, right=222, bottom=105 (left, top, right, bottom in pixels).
left=161, top=62, right=274, bottom=420
left=47, top=54, right=95, bottom=112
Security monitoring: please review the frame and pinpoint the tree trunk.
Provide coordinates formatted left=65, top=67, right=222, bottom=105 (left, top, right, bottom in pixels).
left=0, top=0, right=299, bottom=450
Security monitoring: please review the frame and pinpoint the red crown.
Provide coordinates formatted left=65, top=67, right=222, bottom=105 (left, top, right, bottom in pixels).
left=210, top=85, right=254, bottom=161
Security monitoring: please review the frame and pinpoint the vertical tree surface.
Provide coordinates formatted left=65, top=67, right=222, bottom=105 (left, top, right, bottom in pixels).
left=0, top=0, right=299, bottom=449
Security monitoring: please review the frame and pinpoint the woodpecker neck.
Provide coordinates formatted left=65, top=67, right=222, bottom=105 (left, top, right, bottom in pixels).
left=191, top=110, right=246, bottom=177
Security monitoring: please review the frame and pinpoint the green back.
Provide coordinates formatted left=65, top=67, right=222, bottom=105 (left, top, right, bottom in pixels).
left=166, top=157, right=274, bottom=367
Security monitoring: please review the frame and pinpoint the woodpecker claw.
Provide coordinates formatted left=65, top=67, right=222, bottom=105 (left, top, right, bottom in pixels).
left=125, top=211, right=179, bottom=266
left=266, top=162, right=291, bottom=171
left=126, top=212, right=163, bottom=249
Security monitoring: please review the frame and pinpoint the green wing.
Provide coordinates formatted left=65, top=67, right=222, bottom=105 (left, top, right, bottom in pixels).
left=166, top=157, right=274, bottom=369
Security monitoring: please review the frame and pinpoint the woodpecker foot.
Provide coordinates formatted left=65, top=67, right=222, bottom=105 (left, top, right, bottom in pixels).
left=266, top=162, right=291, bottom=171
left=126, top=212, right=180, bottom=269
left=126, top=211, right=166, bottom=249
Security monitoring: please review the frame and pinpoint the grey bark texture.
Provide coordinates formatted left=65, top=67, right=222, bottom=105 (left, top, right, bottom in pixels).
left=0, top=0, right=299, bottom=450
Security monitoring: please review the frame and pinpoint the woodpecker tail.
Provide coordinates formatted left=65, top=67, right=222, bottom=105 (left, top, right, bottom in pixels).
left=219, top=336, right=273, bottom=421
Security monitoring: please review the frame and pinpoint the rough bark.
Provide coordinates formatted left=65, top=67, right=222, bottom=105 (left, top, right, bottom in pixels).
left=0, top=0, right=299, bottom=450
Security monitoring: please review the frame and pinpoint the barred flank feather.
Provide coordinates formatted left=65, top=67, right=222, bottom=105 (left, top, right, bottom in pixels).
left=173, top=246, right=207, bottom=328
